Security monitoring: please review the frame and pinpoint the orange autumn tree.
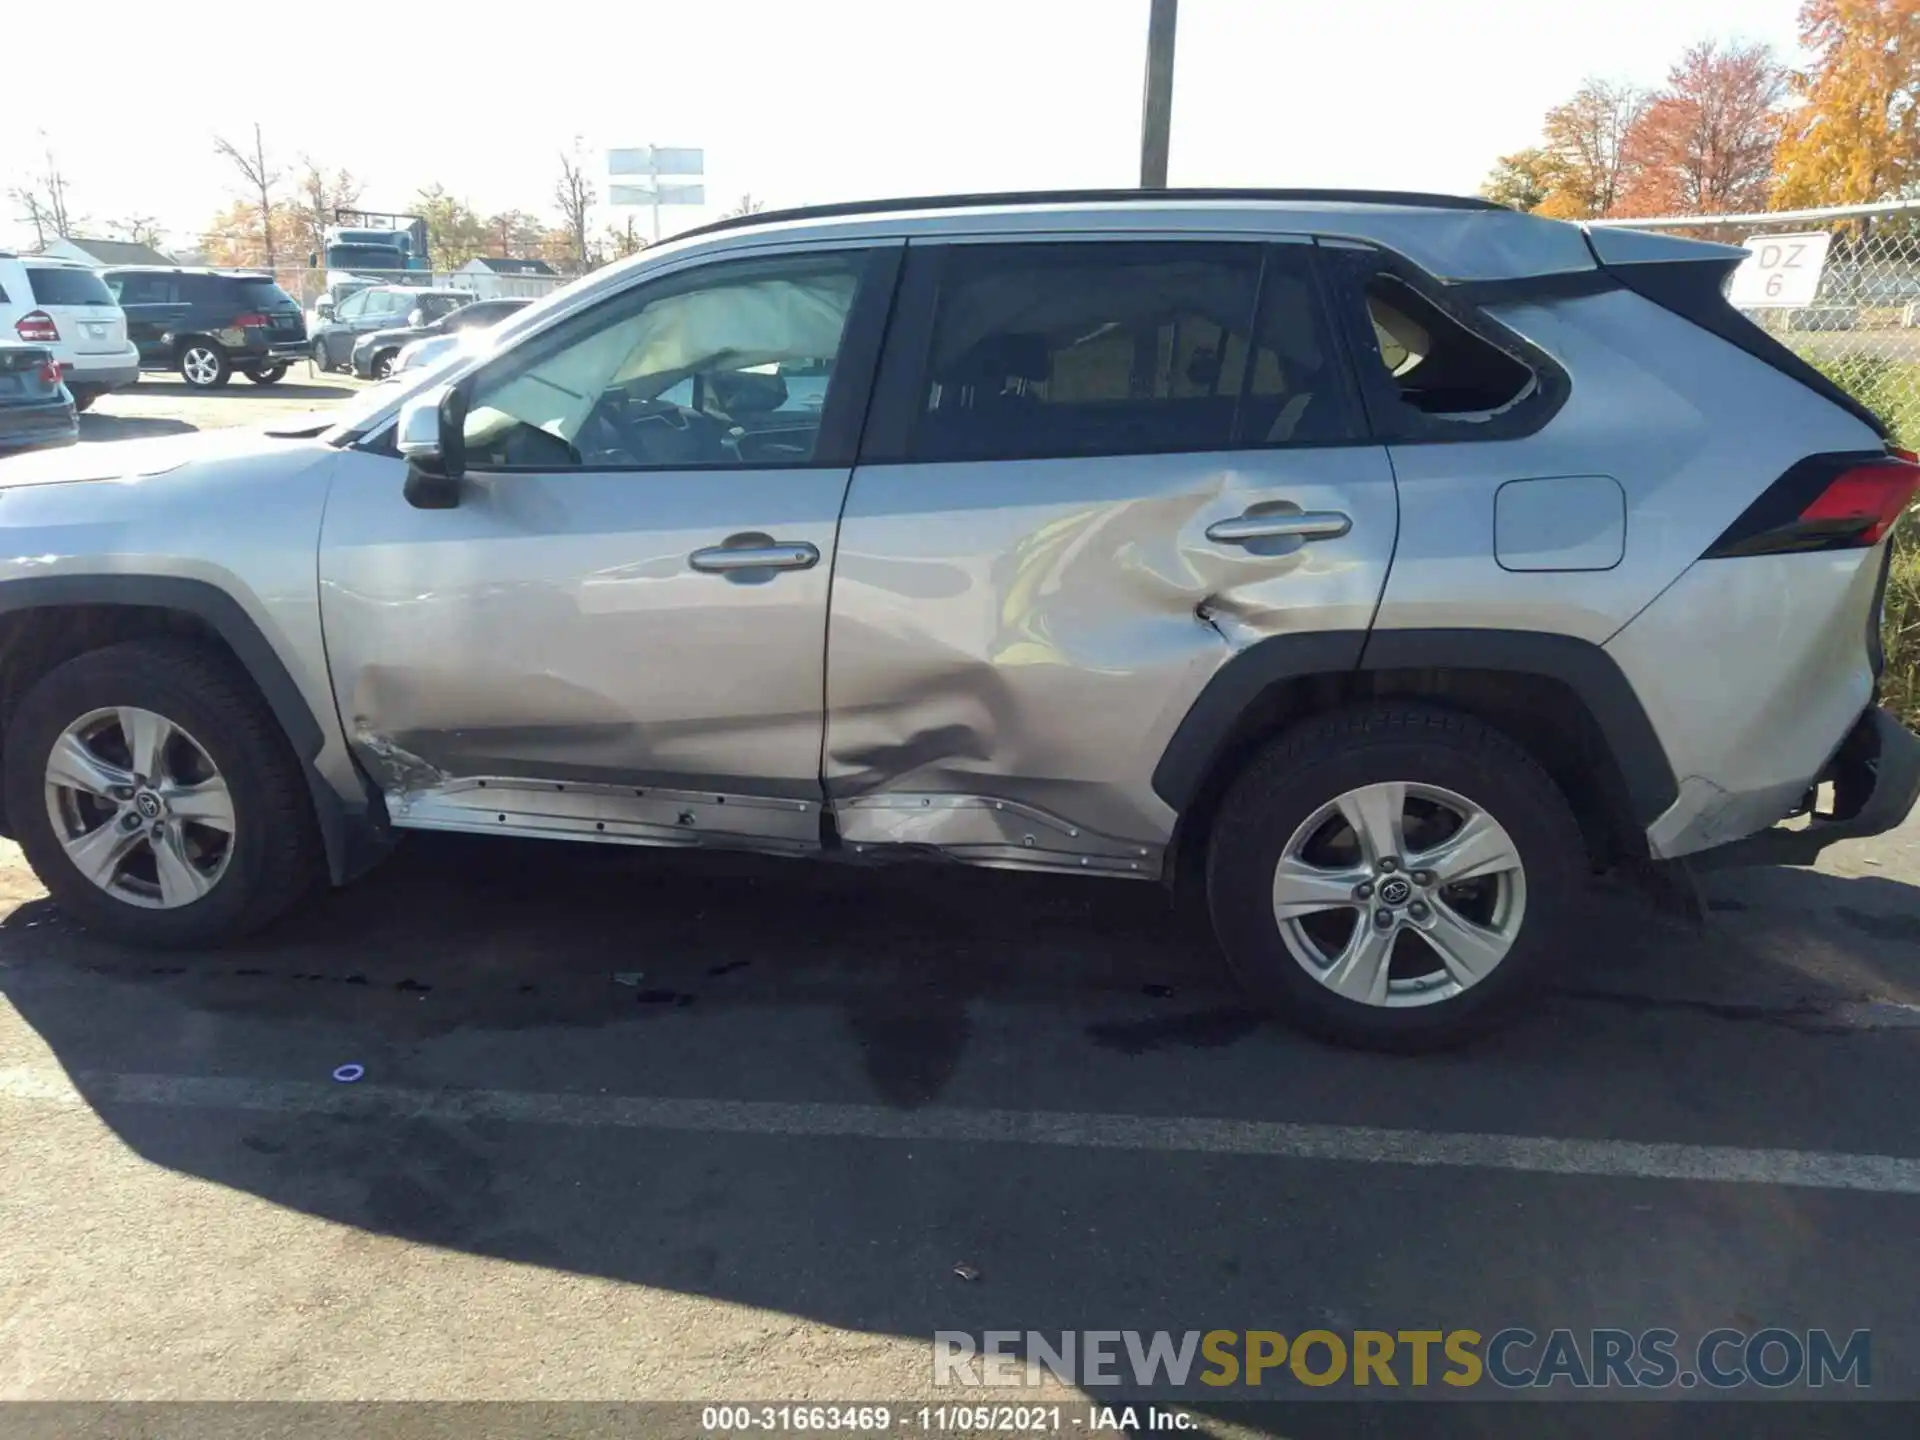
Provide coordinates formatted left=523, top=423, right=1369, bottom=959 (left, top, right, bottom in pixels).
left=1774, top=0, right=1920, bottom=207
left=1615, top=39, right=1789, bottom=215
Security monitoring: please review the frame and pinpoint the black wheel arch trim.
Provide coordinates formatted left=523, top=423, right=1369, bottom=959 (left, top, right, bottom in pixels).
left=0, top=575, right=389, bottom=884
left=1150, top=627, right=1678, bottom=831
left=1150, top=631, right=1367, bottom=813
left=1357, top=628, right=1677, bottom=827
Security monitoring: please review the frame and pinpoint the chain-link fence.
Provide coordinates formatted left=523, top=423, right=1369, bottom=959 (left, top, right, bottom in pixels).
left=1594, top=200, right=1920, bottom=446
left=267, top=264, right=568, bottom=315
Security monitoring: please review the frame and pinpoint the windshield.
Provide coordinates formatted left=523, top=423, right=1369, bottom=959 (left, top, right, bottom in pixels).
left=326, top=244, right=409, bottom=275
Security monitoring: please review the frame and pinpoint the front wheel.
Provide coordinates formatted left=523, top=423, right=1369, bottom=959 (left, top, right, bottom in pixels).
left=1206, top=704, right=1584, bottom=1050
left=370, top=350, right=397, bottom=380
left=245, top=365, right=287, bottom=386
left=178, top=341, right=230, bottom=389
left=4, top=640, right=322, bottom=947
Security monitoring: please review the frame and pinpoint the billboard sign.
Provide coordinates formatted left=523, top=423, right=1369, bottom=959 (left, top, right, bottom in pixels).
left=608, top=147, right=705, bottom=177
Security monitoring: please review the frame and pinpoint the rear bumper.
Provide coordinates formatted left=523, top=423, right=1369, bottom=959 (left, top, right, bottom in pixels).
left=251, top=343, right=310, bottom=370
left=0, top=400, right=79, bottom=452
left=61, top=350, right=139, bottom=391
left=1692, top=707, right=1920, bottom=868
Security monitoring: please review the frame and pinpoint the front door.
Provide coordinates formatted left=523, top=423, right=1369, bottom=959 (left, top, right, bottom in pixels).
left=824, top=236, right=1399, bottom=874
left=319, top=242, right=900, bottom=853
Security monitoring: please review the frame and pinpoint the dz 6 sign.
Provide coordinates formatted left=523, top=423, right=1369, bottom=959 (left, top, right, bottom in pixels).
left=1727, top=232, right=1833, bottom=309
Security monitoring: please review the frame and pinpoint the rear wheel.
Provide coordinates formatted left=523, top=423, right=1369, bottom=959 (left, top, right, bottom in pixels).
left=4, top=640, right=322, bottom=948
left=370, top=349, right=397, bottom=380
left=245, top=365, right=287, bottom=386
left=178, top=342, right=230, bottom=389
left=311, top=339, right=331, bottom=374
left=1206, top=704, right=1584, bottom=1050
left=68, top=388, right=97, bottom=413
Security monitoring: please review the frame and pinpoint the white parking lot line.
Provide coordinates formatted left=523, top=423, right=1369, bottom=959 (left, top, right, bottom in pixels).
left=4, top=1064, right=1918, bottom=1194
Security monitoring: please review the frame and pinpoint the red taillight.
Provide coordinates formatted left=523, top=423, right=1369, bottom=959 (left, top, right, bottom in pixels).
left=1799, top=461, right=1920, bottom=546
left=233, top=312, right=270, bottom=329
left=37, top=360, right=60, bottom=386
left=15, top=310, right=58, bottom=342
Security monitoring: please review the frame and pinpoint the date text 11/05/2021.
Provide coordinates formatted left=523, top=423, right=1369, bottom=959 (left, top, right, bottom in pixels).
left=931, top=1327, right=1873, bottom=1391
left=701, top=1407, right=1190, bottom=1433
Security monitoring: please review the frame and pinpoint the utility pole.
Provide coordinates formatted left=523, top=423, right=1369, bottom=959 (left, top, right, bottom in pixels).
left=1139, top=0, right=1178, bottom=189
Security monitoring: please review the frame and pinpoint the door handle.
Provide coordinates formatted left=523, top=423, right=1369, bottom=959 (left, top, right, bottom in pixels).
left=1205, top=511, right=1352, bottom=545
left=688, top=540, right=821, bottom=573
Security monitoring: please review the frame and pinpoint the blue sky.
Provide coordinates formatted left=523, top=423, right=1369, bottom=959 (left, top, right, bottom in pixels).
left=4, top=0, right=1805, bottom=252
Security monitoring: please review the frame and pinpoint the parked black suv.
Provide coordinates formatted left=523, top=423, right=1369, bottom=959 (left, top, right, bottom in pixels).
left=102, top=268, right=308, bottom=390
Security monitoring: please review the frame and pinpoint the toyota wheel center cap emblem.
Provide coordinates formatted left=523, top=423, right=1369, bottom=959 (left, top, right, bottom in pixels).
left=1379, top=877, right=1413, bottom=907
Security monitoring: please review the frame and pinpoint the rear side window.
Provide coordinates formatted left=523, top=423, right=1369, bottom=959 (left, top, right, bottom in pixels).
left=25, top=266, right=115, bottom=307
left=1363, top=277, right=1534, bottom=417
left=908, top=241, right=1358, bottom=462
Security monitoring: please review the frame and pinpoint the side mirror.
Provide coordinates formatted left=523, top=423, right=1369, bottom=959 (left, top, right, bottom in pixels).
left=397, top=382, right=468, bottom=510
left=407, top=308, right=426, bottom=328
left=316, top=298, right=335, bottom=320
left=308, top=251, right=318, bottom=268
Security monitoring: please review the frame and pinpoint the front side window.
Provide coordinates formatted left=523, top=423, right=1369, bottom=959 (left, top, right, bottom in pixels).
left=461, top=250, right=867, bottom=471
left=334, top=291, right=369, bottom=321
left=908, top=241, right=1355, bottom=462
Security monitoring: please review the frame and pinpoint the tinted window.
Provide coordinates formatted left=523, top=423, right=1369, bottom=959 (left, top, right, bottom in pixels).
left=416, top=294, right=466, bottom=322
left=909, top=242, right=1352, bottom=461
left=26, top=266, right=115, bottom=307
left=107, top=272, right=174, bottom=304
left=334, top=291, right=368, bottom=320
left=234, top=278, right=296, bottom=309
left=463, top=250, right=867, bottom=471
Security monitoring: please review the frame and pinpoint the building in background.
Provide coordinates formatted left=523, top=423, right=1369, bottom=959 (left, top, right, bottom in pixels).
left=36, top=237, right=175, bottom=268
left=451, top=256, right=562, bottom=299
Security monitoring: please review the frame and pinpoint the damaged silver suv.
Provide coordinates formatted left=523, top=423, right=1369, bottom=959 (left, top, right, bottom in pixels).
left=1, top=189, right=1915, bottom=1048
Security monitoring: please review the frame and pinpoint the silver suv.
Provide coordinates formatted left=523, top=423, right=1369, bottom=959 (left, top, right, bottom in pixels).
left=1, top=189, right=1915, bottom=1049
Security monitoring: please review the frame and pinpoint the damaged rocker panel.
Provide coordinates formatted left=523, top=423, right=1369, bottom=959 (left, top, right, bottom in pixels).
left=832, top=793, right=1162, bottom=877
left=384, top=777, right=819, bottom=853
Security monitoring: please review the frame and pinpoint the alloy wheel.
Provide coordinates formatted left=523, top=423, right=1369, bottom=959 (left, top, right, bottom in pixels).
left=43, top=706, right=236, bottom=909
left=181, top=347, right=221, bottom=386
left=1269, top=781, right=1526, bottom=1008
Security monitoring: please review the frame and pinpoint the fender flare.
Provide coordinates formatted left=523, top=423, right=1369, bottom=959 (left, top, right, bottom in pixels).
left=0, top=574, right=386, bottom=883
left=1149, top=627, right=1678, bottom=830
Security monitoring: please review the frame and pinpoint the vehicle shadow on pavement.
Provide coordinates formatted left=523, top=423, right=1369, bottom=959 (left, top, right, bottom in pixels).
left=3, top=837, right=1920, bottom=1396
left=122, top=381, right=352, bottom=402
left=75, top=414, right=197, bottom=441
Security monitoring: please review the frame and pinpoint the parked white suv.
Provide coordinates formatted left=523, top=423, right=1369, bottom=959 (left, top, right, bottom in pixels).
left=0, top=253, right=139, bottom=410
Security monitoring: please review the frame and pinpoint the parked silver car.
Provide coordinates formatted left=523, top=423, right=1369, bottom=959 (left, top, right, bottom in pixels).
left=0, top=189, right=1914, bottom=1048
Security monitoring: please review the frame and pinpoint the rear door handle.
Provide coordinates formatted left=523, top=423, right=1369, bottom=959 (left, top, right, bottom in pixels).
left=688, top=540, right=821, bottom=573
left=1205, top=511, right=1352, bottom=545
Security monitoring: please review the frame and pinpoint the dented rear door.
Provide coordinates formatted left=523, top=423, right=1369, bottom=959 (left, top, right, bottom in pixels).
left=823, top=236, right=1397, bottom=872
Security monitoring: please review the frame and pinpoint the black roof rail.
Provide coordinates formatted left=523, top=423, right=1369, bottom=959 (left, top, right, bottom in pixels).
left=673, top=187, right=1505, bottom=242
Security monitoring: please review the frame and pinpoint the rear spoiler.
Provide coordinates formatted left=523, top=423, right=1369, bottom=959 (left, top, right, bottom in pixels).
left=1583, top=229, right=1890, bottom=441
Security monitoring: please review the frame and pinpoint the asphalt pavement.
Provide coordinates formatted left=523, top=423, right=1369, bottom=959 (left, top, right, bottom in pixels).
left=2, top=382, right=1918, bottom=1434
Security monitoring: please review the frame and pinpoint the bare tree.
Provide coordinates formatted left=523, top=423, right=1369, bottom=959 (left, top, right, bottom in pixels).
left=105, top=215, right=166, bottom=249
left=722, top=193, right=768, bottom=219
left=10, top=142, right=80, bottom=245
left=214, top=123, right=281, bottom=266
left=554, top=152, right=595, bottom=274
left=292, top=158, right=361, bottom=264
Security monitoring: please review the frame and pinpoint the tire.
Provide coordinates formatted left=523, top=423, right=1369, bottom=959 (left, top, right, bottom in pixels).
left=245, top=365, right=287, bottom=386
left=69, top=388, right=97, bottom=413
left=1205, top=704, right=1584, bottom=1051
left=4, top=639, right=322, bottom=948
left=370, top=349, right=397, bottom=381
left=311, top=339, right=331, bottom=374
left=178, top=340, right=230, bottom=389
